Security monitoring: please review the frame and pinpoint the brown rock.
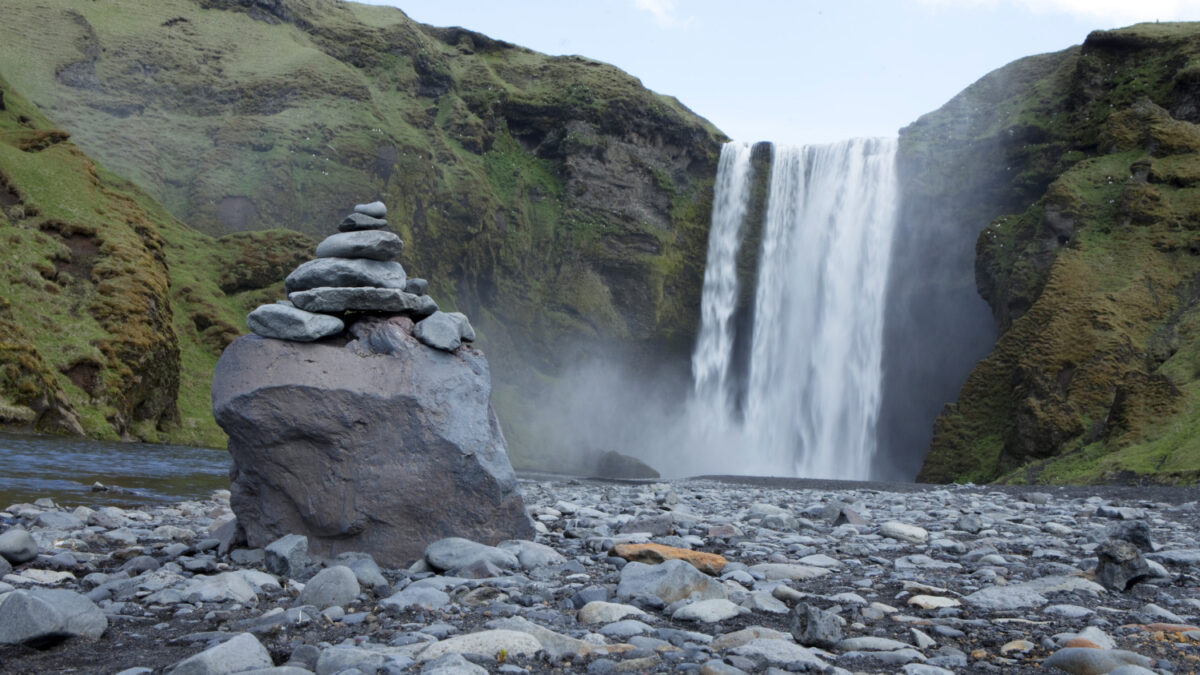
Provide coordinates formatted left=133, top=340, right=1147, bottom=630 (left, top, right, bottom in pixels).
left=609, top=543, right=727, bottom=575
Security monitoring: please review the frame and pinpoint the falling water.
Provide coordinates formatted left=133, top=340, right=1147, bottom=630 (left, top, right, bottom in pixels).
left=691, top=142, right=753, bottom=417
left=690, top=138, right=899, bottom=479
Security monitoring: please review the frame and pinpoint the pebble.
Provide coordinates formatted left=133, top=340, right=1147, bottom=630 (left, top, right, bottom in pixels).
left=3, top=480, right=1199, bottom=674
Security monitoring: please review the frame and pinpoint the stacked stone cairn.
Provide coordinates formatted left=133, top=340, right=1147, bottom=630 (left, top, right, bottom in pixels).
left=244, top=201, right=476, bottom=352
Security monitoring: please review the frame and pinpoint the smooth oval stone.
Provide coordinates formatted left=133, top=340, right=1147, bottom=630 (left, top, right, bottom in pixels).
left=315, top=230, right=402, bottom=261
left=354, top=201, right=387, bottom=218
left=284, top=258, right=407, bottom=293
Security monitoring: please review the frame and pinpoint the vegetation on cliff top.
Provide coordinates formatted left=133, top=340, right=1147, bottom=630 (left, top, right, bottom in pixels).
left=913, top=22, right=1200, bottom=484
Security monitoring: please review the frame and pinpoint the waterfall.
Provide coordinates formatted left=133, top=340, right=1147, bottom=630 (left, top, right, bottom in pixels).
left=691, top=142, right=753, bottom=417
left=690, top=138, right=899, bottom=479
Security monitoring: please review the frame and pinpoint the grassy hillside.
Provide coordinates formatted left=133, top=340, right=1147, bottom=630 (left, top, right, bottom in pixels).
left=0, top=73, right=312, bottom=446
left=0, top=0, right=724, bottom=461
left=909, top=23, right=1200, bottom=485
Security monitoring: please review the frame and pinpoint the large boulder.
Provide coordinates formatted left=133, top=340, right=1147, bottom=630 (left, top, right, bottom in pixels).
left=211, top=322, right=533, bottom=567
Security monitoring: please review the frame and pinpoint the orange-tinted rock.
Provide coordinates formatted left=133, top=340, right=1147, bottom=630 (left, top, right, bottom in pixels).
left=610, top=543, right=727, bottom=575
left=1063, top=638, right=1104, bottom=649
left=1139, top=623, right=1200, bottom=634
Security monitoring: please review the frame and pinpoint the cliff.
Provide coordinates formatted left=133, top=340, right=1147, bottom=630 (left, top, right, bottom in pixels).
left=0, top=0, right=723, bottom=458
left=898, top=23, right=1200, bottom=484
left=0, top=73, right=312, bottom=444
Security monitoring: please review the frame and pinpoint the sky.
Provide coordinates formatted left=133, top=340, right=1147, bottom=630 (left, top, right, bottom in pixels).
left=353, top=0, right=1198, bottom=145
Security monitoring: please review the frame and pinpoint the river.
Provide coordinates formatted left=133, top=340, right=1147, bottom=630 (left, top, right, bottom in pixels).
left=0, top=431, right=230, bottom=508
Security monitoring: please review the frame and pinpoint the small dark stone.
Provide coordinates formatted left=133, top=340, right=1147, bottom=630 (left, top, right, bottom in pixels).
left=1096, top=538, right=1152, bottom=591
left=789, top=603, right=842, bottom=649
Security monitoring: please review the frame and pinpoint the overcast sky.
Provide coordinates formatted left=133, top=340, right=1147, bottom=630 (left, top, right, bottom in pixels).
left=354, top=0, right=1197, bottom=145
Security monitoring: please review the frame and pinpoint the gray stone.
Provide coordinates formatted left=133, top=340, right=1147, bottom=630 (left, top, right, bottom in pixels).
left=36, top=511, right=83, bottom=530
left=0, top=528, right=37, bottom=564
left=420, top=653, right=486, bottom=675
left=246, top=304, right=344, bottom=342
left=316, top=229, right=402, bottom=261
left=791, top=603, right=842, bottom=649
left=405, top=278, right=428, bottom=295
left=354, top=201, right=387, bottom=218
left=414, top=311, right=465, bottom=352
left=837, top=636, right=913, bottom=651
left=290, top=287, right=436, bottom=316
left=212, top=334, right=532, bottom=567
left=880, top=521, right=928, bottom=543
left=616, top=559, right=727, bottom=604
left=29, top=588, right=107, bottom=640
left=0, top=590, right=65, bottom=646
left=730, top=639, right=829, bottom=669
left=747, top=563, right=829, bottom=581
left=183, top=572, right=258, bottom=604
left=1108, top=520, right=1154, bottom=551
left=593, top=450, right=660, bottom=479
left=578, top=601, right=648, bottom=624
left=338, top=212, right=389, bottom=231
left=446, top=311, right=476, bottom=342
left=264, top=534, right=309, bottom=578
left=485, top=616, right=634, bottom=659
left=1096, top=539, right=1152, bottom=591
left=672, top=598, right=744, bottom=622
left=380, top=583, right=451, bottom=612
left=167, top=632, right=273, bottom=675
left=418, top=629, right=541, bottom=661
left=315, top=646, right=385, bottom=675
left=335, top=552, right=389, bottom=593
left=0, top=556, right=10, bottom=577
left=1042, top=647, right=1154, bottom=674
left=498, top=539, right=567, bottom=570
left=597, top=619, right=653, bottom=638
left=284, top=257, right=406, bottom=293
left=425, top=538, right=518, bottom=574
left=298, top=565, right=360, bottom=608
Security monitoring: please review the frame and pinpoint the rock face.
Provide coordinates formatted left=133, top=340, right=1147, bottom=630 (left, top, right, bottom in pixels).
left=888, top=24, right=1200, bottom=483
left=212, top=331, right=533, bottom=566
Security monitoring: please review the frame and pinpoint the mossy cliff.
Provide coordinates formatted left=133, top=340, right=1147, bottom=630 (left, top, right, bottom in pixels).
left=904, top=23, right=1200, bottom=484
left=0, top=0, right=722, bottom=457
left=0, top=73, right=313, bottom=446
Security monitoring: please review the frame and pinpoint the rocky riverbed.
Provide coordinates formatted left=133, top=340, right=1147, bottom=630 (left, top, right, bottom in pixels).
left=2, top=477, right=1200, bottom=674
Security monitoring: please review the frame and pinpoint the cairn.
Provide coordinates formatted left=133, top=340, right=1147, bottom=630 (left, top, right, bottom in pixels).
left=244, top=201, right=476, bottom=352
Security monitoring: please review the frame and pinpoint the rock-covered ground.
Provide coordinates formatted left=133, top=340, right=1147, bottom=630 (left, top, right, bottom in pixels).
left=2, top=477, right=1200, bottom=674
